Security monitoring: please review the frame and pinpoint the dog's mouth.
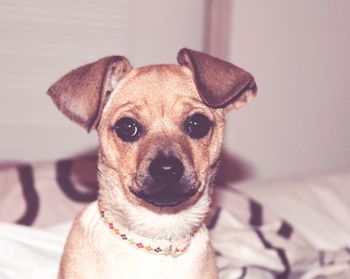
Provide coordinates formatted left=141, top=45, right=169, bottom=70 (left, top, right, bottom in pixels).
left=131, top=182, right=197, bottom=207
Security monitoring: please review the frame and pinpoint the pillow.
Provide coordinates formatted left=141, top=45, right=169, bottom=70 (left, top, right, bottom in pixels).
left=0, top=156, right=97, bottom=227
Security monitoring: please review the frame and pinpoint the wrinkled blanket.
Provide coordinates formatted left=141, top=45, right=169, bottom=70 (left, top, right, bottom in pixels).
left=0, top=157, right=349, bottom=278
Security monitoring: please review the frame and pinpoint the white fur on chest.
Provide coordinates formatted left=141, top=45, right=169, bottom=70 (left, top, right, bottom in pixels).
left=80, top=202, right=210, bottom=279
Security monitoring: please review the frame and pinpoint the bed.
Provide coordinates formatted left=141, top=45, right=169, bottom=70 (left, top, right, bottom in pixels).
left=0, top=155, right=349, bottom=278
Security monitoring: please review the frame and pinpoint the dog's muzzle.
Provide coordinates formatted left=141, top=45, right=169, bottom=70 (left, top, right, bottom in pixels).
left=133, top=155, right=196, bottom=207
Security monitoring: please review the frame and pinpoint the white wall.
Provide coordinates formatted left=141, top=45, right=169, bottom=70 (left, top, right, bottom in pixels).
left=224, top=0, right=350, bottom=179
left=2, top=0, right=349, bottom=181
left=0, top=0, right=204, bottom=162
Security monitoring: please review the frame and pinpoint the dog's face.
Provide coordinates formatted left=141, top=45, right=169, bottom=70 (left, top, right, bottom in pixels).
left=97, top=65, right=225, bottom=209
left=48, top=49, right=256, bottom=236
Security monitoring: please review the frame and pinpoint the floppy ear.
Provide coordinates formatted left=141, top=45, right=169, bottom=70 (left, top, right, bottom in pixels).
left=177, top=48, right=257, bottom=111
left=47, top=56, right=132, bottom=132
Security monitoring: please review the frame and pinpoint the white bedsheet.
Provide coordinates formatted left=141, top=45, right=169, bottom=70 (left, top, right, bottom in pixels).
left=239, top=169, right=350, bottom=250
left=1, top=170, right=350, bottom=279
left=0, top=223, right=69, bottom=279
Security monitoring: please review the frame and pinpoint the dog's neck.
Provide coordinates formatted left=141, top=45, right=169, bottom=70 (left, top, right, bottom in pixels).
left=97, top=200, right=199, bottom=257
left=98, top=189, right=210, bottom=236
left=97, top=169, right=212, bottom=241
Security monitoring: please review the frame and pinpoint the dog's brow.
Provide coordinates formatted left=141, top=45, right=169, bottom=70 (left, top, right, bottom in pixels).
left=110, top=101, right=140, bottom=113
left=177, top=97, right=210, bottom=112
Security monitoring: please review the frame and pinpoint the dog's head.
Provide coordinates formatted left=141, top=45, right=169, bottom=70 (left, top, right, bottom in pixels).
left=48, top=49, right=256, bottom=237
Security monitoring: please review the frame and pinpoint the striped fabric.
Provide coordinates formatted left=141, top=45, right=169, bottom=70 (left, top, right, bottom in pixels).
left=0, top=156, right=349, bottom=278
left=0, top=156, right=98, bottom=227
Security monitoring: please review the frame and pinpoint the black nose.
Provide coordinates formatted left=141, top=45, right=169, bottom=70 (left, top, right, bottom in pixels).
left=149, top=156, right=184, bottom=183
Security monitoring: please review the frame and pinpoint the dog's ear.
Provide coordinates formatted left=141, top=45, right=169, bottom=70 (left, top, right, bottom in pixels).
left=177, top=48, right=257, bottom=111
left=47, top=56, right=132, bottom=132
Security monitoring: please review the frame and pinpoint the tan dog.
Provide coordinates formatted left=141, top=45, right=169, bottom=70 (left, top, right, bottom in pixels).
left=48, top=48, right=257, bottom=279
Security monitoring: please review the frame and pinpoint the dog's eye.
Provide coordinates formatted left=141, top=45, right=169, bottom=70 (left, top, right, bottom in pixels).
left=184, top=113, right=211, bottom=139
left=114, top=117, right=142, bottom=142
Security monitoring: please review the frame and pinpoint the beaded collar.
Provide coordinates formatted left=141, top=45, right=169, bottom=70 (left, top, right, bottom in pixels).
left=98, top=201, right=191, bottom=257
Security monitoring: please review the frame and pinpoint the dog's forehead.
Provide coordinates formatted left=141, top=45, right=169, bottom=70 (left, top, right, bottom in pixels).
left=108, top=64, right=202, bottom=109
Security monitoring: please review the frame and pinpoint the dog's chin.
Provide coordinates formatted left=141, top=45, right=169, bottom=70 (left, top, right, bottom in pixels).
left=131, top=185, right=197, bottom=208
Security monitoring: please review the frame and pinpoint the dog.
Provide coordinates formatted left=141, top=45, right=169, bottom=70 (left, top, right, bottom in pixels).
left=47, top=48, right=257, bottom=279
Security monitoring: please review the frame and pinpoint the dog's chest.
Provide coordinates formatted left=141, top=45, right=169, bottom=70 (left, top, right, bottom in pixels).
left=99, top=245, right=206, bottom=279
left=82, top=203, right=211, bottom=279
